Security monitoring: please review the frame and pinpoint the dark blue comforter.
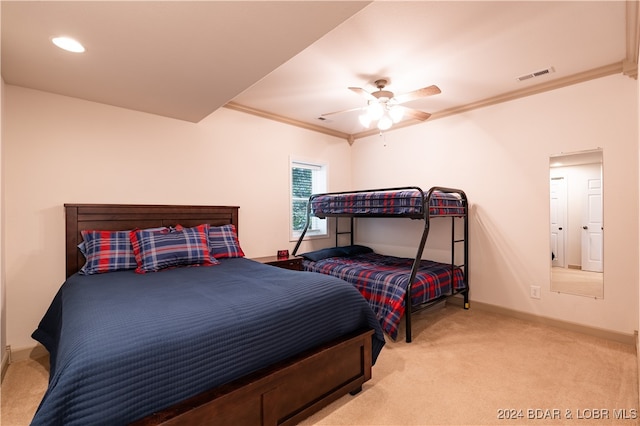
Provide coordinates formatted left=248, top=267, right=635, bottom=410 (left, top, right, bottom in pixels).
left=31, top=258, right=385, bottom=425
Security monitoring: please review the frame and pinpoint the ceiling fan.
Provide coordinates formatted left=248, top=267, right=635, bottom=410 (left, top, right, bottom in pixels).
left=323, top=79, right=441, bottom=130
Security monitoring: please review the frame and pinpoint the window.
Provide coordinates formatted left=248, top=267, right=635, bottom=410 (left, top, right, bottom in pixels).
left=290, top=159, right=327, bottom=240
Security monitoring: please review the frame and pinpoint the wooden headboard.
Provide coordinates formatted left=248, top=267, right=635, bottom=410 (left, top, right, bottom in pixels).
left=64, top=204, right=240, bottom=278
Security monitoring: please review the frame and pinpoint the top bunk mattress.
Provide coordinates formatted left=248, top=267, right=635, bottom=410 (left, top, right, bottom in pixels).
left=310, top=187, right=466, bottom=218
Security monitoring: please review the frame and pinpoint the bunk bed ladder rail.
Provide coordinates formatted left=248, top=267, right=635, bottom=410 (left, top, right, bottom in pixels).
left=404, top=186, right=469, bottom=343
left=336, top=217, right=354, bottom=247
left=292, top=197, right=313, bottom=256
left=454, top=196, right=470, bottom=310
left=404, top=189, right=430, bottom=343
left=451, top=187, right=469, bottom=310
left=293, top=193, right=353, bottom=256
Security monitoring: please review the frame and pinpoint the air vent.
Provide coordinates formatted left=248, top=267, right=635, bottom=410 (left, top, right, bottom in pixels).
left=517, top=66, right=555, bottom=82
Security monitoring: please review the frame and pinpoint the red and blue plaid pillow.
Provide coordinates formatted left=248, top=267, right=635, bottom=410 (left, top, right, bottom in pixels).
left=79, top=223, right=240, bottom=275
left=130, top=224, right=218, bottom=273
left=79, top=229, right=140, bottom=275
left=209, top=224, right=245, bottom=259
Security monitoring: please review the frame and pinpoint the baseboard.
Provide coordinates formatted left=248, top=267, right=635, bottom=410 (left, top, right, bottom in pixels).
left=1, top=346, right=10, bottom=384
left=7, top=344, right=48, bottom=363
left=448, top=297, right=636, bottom=346
left=1, top=344, right=48, bottom=384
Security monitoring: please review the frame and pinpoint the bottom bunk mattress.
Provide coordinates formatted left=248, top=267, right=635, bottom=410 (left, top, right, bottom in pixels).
left=31, top=257, right=385, bottom=425
left=303, top=252, right=465, bottom=340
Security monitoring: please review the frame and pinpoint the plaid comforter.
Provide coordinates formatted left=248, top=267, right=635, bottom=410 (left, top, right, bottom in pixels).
left=310, top=189, right=465, bottom=217
left=303, top=252, right=465, bottom=340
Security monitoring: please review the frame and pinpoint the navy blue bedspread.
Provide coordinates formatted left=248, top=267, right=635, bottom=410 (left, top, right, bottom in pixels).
left=31, top=258, right=385, bottom=425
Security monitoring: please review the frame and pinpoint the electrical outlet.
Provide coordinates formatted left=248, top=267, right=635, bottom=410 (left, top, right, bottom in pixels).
left=530, top=285, right=541, bottom=299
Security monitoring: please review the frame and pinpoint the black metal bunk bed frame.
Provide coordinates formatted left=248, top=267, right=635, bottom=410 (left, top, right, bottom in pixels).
left=293, top=186, right=469, bottom=343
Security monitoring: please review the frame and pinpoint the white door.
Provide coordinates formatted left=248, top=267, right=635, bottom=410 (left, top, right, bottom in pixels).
left=582, top=178, right=603, bottom=272
left=550, top=176, right=566, bottom=267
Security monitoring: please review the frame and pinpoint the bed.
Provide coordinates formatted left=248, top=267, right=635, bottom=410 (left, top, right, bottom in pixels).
left=293, top=186, right=469, bottom=343
left=31, top=204, right=386, bottom=426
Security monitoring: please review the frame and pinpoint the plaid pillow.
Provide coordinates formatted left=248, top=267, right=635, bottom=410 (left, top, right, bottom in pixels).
left=130, top=224, right=218, bottom=273
left=209, top=224, right=245, bottom=259
left=79, top=230, right=139, bottom=275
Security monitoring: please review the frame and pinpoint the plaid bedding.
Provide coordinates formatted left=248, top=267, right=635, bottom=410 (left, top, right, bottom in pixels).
left=310, top=189, right=465, bottom=217
left=304, top=252, right=465, bottom=340
left=429, top=191, right=465, bottom=216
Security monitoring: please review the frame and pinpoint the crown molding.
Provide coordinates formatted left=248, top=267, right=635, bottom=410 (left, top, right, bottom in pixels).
left=428, top=62, right=623, bottom=121
left=223, top=102, right=351, bottom=141
left=625, top=0, right=639, bottom=79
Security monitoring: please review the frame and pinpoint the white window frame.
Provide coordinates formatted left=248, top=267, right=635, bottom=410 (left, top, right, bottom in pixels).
left=289, top=158, right=328, bottom=241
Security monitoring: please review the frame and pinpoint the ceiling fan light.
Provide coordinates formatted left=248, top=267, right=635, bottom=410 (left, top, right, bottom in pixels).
left=367, top=102, right=384, bottom=121
left=377, top=115, right=392, bottom=131
left=358, top=114, right=372, bottom=128
left=389, top=106, right=404, bottom=123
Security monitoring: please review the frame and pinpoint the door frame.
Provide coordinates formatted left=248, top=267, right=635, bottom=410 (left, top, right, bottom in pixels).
left=581, top=175, right=603, bottom=272
left=550, top=174, right=567, bottom=268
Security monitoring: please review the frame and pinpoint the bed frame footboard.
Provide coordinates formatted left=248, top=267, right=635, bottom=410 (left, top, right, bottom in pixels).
left=131, top=329, right=374, bottom=426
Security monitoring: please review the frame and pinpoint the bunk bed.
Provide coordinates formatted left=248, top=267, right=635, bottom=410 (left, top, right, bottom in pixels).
left=31, top=204, right=385, bottom=426
left=293, top=186, right=469, bottom=343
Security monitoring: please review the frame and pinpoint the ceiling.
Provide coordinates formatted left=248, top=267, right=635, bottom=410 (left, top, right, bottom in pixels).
left=2, top=1, right=638, bottom=143
left=550, top=149, right=603, bottom=168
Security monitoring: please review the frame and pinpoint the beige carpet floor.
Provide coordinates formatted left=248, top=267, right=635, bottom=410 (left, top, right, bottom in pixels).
left=551, top=267, right=603, bottom=299
left=1, top=306, right=638, bottom=425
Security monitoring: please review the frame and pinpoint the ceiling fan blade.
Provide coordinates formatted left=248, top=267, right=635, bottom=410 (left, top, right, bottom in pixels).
left=397, top=106, right=431, bottom=121
left=349, top=87, right=376, bottom=101
left=394, top=85, right=441, bottom=104
left=321, top=106, right=364, bottom=117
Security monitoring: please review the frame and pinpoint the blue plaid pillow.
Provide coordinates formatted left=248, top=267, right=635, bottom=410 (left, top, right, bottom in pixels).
left=209, top=224, right=245, bottom=259
left=79, top=230, right=139, bottom=275
left=130, top=224, right=218, bottom=273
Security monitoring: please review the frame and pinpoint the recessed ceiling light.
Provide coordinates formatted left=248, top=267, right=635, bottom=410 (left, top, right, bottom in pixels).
left=51, top=36, right=85, bottom=53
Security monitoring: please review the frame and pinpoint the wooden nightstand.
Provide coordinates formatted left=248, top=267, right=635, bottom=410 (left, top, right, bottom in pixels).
left=252, top=255, right=303, bottom=271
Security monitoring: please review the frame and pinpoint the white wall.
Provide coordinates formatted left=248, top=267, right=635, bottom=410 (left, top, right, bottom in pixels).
left=637, top=64, right=640, bottom=401
left=3, top=85, right=351, bottom=350
left=0, top=6, right=5, bottom=371
left=351, top=74, right=639, bottom=335
left=1, top=76, right=6, bottom=371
